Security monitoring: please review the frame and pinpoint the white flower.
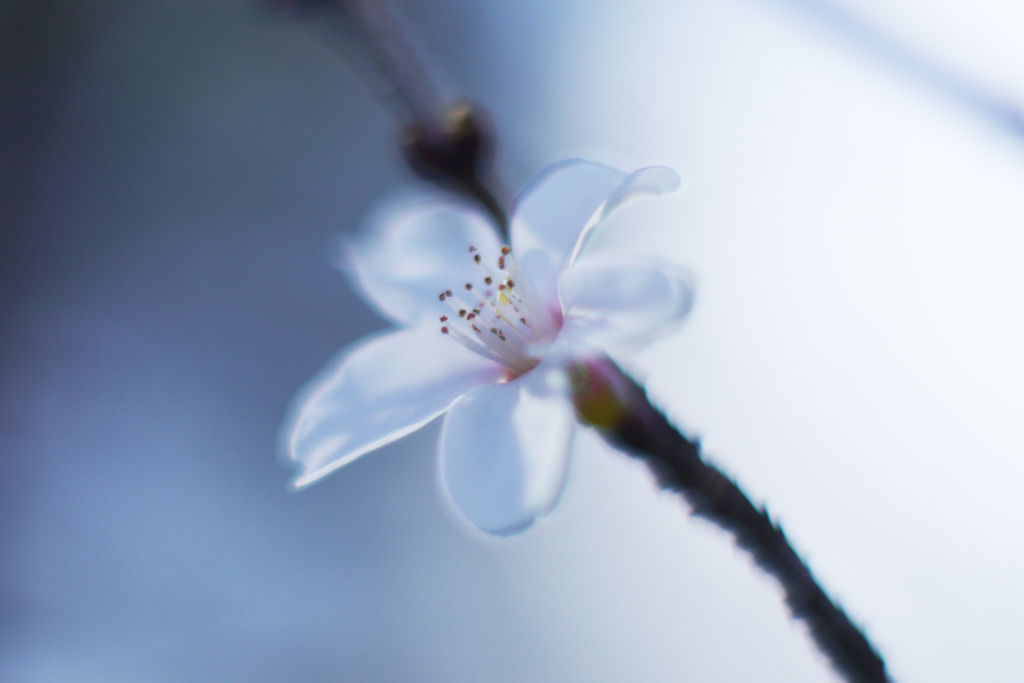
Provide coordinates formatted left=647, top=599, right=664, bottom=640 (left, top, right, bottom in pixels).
left=281, top=160, right=695, bottom=534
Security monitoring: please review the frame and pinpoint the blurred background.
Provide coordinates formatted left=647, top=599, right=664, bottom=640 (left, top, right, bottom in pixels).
left=3, top=0, right=1024, bottom=681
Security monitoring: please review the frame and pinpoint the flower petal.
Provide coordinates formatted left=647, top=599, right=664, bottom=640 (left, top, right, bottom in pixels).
left=510, top=162, right=682, bottom=306
left=439, top=357, right=575, bottom=535
left=510, top=160, right=628, bottom=305
left=346, top=193, right=504, bottom=326
left=601, top=166, right=681, bottom=220
left=566, top=166, right=682, bottom=268
left=283, top=326, right=505, bottom=488
left=558, top=254, right=695, bottom=350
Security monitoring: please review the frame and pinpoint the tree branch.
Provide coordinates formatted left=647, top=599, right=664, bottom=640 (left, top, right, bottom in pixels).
left=572, top=358, right=892, bottom=683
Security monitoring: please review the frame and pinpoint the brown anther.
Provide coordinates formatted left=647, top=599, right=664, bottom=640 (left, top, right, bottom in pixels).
left=473, top=254, right=481, bottom=264
left=438, top=293, right=446, bottom=301
left=465, top=283, right=473, bottom=290
left=497, top=256, right=505, bottom=269
left=468, top=246, right=477, bottom=252
left=484, top=276, right=492, bottom=285
left=459, top=310, right=466, bottom=317
left=446, top=290, right=453, bottom=297
left=440, top=315, right=448, bottom=322
left=471, top=325, right=480, bottom=332
left=490, top=328, right=498, bottom=334
left=519, top=317, right=526, bottom=324
left=466, top=313, right=476, bottom=320
left=501, top=246, right=511, bottom=255
left=441, top=326, right=449, bottom=334
left=498, top=284, right=506, bottom=291
left=506, top=279, right=515, bottom=288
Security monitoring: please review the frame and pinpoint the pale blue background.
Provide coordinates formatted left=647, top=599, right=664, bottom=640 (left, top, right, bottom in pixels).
left=3, top=1, right=1023, bottom=681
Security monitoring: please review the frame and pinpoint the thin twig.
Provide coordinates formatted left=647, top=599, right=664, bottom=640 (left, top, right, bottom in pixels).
left=463, top=174, right=509, bottom=241
left=574, top=358, right=892, bottom=683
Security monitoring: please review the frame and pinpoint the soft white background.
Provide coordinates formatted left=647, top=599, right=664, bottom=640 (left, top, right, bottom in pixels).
left=2, top=0, right=1022, bottom=681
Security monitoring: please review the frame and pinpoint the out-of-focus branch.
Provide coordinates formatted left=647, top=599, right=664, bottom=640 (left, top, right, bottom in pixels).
left=259, top=0, right=509, bottom=238
left=777, top=0, right=1024, bottom=142
left=571, top=358, right=893, bottom=683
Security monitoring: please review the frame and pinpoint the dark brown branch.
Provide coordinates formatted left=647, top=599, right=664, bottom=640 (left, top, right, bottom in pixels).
left=572, top=358, right=892, bottom=683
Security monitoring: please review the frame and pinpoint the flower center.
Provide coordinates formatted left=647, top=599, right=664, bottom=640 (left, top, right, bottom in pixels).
left=438, top=245, right=560, bottom=376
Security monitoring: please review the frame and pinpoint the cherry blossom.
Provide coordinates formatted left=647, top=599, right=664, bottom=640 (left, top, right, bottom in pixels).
left=281, top=160, right=695, bottom=534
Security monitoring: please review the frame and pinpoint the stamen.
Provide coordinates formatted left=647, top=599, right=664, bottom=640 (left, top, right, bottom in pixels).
left=490, top=305, right=533, bottom=343
left=500, top=251, right=558, bottom=335
left=470, top=321, right=533, bottom=371
left=433, top=243, right=557, bottom=375
left=443, top=324, right=509, bottom=365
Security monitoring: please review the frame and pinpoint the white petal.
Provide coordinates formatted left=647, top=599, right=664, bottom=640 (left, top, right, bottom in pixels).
left=558, top=254, right=696, bottom=350
left=439, top=358, right=575, bottom=535
left=510, top=163, right=682, bottom=305
left=602, top=166, right=681, bottom=219
left=566, top=166, right=682, bottom=268
left=345, top=193, right=504, bottom=326
left=510, top=160, right=628, bottom=305
left=283, top=326, right=505, bottom=488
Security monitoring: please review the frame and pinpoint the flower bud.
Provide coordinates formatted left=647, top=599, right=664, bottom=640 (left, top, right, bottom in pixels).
left=569, top=358, right=633, bottom=429
left=401, top=102, right=494, bottom=188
